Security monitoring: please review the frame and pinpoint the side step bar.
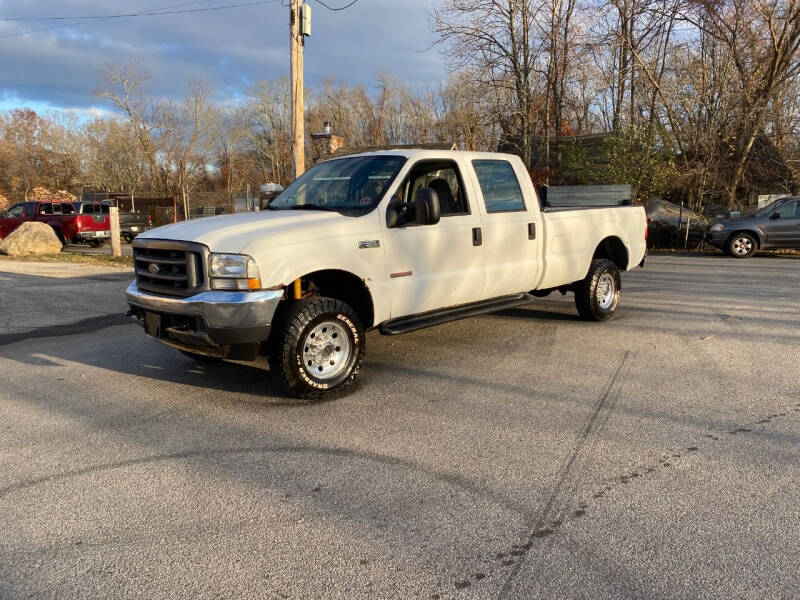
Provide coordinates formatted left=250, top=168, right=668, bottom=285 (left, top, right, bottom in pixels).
left=379, top=293, right=534, bottom=336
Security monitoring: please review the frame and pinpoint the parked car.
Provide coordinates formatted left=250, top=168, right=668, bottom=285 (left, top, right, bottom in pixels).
left=74, top=201, right=152, bottom=243
left=0, top=201, right=110, bottom=246
left=706, top=196, right=800, bottom=258
left=126, top=149, right=647, bottom=399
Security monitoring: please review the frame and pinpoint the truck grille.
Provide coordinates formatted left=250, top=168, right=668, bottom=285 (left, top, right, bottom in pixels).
left=133, top=241, right=206, bottom=297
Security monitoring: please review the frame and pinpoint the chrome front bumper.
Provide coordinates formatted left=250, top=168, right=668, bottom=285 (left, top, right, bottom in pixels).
left=126, top=282, right=284, bottom=349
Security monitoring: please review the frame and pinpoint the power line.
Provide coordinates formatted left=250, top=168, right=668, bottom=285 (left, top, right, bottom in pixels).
left=0, top=0, right=280, bottom=40
left=313, top=0, right=358, bottom=11
left=1, top=0, right=216, bottom=20
left=1, top=1, right=278, bottom=21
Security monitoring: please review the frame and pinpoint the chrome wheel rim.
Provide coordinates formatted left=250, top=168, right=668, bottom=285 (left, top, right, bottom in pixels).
left=732, top=237, right=753, bottom=256
left=302, top=321, right=352, bottom=381
left=597, top=273, right=616, bottom=309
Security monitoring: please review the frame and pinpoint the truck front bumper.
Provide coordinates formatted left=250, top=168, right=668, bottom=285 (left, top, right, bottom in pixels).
left=126, top=282, right=283, bottom=355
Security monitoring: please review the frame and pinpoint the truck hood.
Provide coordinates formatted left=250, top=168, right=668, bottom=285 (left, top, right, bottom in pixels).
left=138, top=210, right=349, bottom=254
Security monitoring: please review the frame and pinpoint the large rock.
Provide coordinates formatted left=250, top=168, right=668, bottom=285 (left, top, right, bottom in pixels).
left=0, top=221, right=64, bottom=256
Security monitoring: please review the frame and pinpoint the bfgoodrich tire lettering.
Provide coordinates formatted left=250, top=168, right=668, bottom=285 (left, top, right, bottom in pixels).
left=574, top=259, right=621, bottom=321
left=269, top=296, right=365, bottom=399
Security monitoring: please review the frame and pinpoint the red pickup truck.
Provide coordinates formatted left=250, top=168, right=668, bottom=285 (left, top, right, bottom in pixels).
left=0, top=201, right=111, bottom=247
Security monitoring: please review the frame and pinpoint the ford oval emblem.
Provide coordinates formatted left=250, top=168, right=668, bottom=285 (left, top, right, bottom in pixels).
left=148, top=263, right=160, bottom=274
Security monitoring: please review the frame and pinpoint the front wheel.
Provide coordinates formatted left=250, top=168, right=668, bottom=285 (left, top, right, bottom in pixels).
left=727, top=232, right=757, bottom=258
left=574, top=259, right=621, bottom=321
left=269, top=296, right=365, bottom=400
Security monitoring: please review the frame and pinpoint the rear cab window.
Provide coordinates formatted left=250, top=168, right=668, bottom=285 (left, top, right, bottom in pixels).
left=472, top=160, right=527, bottom=213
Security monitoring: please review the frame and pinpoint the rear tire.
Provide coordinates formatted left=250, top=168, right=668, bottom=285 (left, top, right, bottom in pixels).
left=727, top=232, right=757, bottom=258
left=574, top=259, right=621, bottom=321
left=269, top=296, right=365, bottom=400
left=52, top=228, right=66, bottom=248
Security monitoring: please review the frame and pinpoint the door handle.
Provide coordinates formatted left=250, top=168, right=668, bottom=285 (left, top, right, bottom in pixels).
left=472, top=227, right=482, bottom=246
left=528, top=222, right=536, bottom=240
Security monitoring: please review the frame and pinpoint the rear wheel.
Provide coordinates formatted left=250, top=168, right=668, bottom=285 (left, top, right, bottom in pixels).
left=269, top=296, right=365, bottom=400
left=574, top=259, right=621, bottom=321
left=51, top=228, right=66, bottom=247
left=727, top=232, right=757, bottom=258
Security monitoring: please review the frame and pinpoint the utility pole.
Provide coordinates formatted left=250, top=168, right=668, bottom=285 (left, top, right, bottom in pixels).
left=290, top=0, right=305, bottom=180
left=290, top=1, right=310, bottom=180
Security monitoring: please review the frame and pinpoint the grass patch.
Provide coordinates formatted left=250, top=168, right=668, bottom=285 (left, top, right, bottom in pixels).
left=0, top=252, right=133, bottom=267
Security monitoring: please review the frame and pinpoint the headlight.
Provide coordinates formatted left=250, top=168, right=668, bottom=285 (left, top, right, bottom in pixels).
left=710, top=223, right=725, bottom=232
left=208, top=254, right=261, bottom=290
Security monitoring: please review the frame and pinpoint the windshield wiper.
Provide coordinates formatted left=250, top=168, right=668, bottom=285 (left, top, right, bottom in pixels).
left=287, top=204, right=340, bottom=212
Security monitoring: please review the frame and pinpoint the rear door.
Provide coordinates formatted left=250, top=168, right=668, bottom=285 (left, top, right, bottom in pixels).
left=469, top=158, right=540, bottom=299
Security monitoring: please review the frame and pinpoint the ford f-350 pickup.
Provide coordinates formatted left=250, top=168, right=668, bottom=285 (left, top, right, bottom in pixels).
left=126, top=150, right=647, bottom=398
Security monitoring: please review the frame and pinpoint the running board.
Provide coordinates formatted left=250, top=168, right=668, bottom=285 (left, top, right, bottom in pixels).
left=379, top=293, right=534, bottom=336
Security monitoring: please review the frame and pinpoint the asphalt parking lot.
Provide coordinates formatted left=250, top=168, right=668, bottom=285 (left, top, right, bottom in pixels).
left=1, top=255, right=798, bottom=599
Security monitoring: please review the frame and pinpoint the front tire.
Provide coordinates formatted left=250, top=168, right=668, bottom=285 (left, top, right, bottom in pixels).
left=727, top=232, right=757, bottom=258
left=574, top=259, right=621, bottom=321
left=269, top=296, right=365, bottom=400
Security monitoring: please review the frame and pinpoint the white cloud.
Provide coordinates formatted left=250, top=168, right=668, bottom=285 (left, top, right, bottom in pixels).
left=0, top=0, right=447, bottom=111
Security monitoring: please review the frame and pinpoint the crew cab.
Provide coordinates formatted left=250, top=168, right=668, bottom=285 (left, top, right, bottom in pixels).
left=706, top=196, right=800, bottom=258
left=0, top=201, right=111, bottom=246
left=126, top=150, right=647, bottom=398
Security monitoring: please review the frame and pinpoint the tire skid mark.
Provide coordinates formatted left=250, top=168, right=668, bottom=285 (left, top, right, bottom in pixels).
left=490, top=350, right=632, bottom=598
left=473, top=393, right=800, bottom=597
left=451, top=374, right=799, bottom=596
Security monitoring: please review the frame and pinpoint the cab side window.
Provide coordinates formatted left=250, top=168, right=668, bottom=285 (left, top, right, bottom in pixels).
left=390, top=161, right=469, bottom=226
left=23, top=203, right=37, bottom=217
left=39, top=203, right=53, bottom=215
left=472, top=160, right=527, bottom=213
left=5, top=204, right=24, bottom=218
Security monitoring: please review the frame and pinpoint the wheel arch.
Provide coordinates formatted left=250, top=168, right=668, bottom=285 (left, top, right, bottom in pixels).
left=293, top=269, right=376, bottom=330
left=726, top=229, right=762, bottom=249
left=592, top=236, right=629, bottom=272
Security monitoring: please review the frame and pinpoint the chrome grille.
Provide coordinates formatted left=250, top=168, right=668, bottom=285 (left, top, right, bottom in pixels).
left=133, top=240, right=206, bottom=297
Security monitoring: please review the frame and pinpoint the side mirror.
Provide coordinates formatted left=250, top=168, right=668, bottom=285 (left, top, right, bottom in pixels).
left=414, top=188, right=441, bottom=226
left=770, top=212, right=781, bottom=220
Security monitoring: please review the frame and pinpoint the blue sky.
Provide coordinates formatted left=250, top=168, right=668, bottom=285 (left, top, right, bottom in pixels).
left=0, top=0, right=447, bottom=115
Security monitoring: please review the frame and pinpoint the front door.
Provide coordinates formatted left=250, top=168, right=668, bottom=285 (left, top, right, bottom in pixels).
left=0, top=203, right=25, bottom=238
left=383, top=159, right=484, bottom=318
left=767, top=199, right=800, bottom=247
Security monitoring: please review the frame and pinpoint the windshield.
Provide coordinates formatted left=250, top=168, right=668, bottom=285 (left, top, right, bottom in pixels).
left=270, top=156, right=406, bottom=213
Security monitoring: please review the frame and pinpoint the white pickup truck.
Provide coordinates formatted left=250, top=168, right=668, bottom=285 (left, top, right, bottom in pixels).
left=127, top=150, right=646, bottom=398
